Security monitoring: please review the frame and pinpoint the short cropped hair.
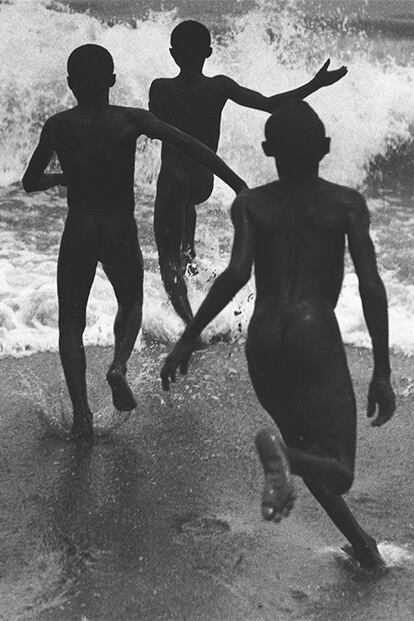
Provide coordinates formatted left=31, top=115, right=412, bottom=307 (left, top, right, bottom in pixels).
left=67, top=44, right=114, bottom=81
left=170, top=20, right=211, bottom=51
left=265, top=100, right=326, bottom=160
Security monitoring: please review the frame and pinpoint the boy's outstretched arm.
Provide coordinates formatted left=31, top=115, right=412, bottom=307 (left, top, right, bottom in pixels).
left=222, top=59, right=347, bottom=113
left=22, top=119, right=66, bottom=193
left=347, top=193, right=396, bottom=427
left=161, top=197, right=254, bottom=390
left=140, top=112, right=247, bottom=194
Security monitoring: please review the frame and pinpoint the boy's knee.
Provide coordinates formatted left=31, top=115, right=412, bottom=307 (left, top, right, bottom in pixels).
left=58, top=311, right=86, bottom=334
left=332, top=468, right=354, bottom=495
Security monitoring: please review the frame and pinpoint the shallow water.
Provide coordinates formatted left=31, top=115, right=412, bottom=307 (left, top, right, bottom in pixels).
left=1, top=345, right=414, bottom=620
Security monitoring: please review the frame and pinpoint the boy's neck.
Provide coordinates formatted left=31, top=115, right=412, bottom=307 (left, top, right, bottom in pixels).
left=76, top=92, right=110, bottom=109
left=177, top=63, right=205, bottom=82
left=277, top=163, right=320, bottom=185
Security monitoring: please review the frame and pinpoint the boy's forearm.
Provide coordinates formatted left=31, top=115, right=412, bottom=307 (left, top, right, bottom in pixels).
left=23, top=173, right=65, bottom=193
left=173, top=134, right=246, bottom=193
left=266, top=78, right=319, bottom=112
left=360, top=278, right=391, bottom=378
left=183, top=270, right=244, bottom=341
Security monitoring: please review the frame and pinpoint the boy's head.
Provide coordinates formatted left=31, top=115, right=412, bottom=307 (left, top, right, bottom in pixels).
left=263, top=100, right=330, bottom=175
left=67, top=44, right=115, bottom=101
left=170, top=21, right=212, bottom=68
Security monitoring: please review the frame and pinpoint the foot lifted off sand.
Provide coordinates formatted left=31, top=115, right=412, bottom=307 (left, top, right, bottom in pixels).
left=107, top=368, right=137, bottom=412
left=255, top=429, right=296, bottom=522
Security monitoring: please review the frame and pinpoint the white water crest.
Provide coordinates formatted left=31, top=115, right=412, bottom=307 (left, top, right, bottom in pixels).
left=0, top=0, right=414, bottom=356
left=1, top=0, right=414, bottom=189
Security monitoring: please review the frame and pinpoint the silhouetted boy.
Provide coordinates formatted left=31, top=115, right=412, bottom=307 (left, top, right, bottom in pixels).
left=161, top=101, right=396, bottom=569
left=149, top=20, right=347, bottom=325
left=23, top=44, right=246, bottom=439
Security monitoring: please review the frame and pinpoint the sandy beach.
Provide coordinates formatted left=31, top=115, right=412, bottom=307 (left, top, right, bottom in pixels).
left=0, top=342, right=413, bottom=620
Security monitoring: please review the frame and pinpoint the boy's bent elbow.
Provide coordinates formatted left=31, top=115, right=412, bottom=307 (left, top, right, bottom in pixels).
left=359, top=274, right=386, bottom=300
left=22, top=175, right=35, bottom=193
left=359, top=275, right=388, bottom=312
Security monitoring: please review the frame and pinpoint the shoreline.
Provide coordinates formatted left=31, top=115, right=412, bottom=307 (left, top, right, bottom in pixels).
left=0, top=340, right=413, bottom=619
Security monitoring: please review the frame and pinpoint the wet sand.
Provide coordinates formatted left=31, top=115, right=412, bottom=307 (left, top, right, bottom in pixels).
left=0, top=343, right=413, bottom=620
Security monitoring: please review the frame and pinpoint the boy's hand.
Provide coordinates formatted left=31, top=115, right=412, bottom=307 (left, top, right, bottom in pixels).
left=313, top=59, right=348, bottom=87
left=161, top=336, right=196, bottom=391
left=367, top=377, right=396, bottom=427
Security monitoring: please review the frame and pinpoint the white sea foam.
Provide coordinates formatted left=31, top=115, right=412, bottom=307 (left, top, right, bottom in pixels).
left=1, top=0, right=414, bottom=189
left=1, top=0, right=414, bottom=357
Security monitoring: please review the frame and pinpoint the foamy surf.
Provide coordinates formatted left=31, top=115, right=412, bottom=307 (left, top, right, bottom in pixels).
left=2, top=0, right=414, bottom=190
left=1, top=0, right=414, bottom=357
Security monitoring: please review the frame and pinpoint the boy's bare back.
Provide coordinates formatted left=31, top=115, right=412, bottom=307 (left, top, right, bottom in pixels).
left=150, top=76, right=228, bottom=151
left=41, top=106, right=164, bottom=216
left=239, top=178, right=366, bottom=310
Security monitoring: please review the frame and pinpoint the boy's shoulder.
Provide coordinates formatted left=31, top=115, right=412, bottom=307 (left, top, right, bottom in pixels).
left=150, top=74, right=228, bottom=90
left=319, top=178, right=364, bottom=200
left=43, top=105, right=155, bottom=135
left=41, top=108, right=77, bottom=135
left=44, top=108, right=74, bottom=126
left=318, top=178, right=367, bottom=215
left=230, top=182, right=278, bottom=214
left=150, top=77, right=169, bottom=89
left=234, top=181, right=280, bottom=203
left=232, top=180, right=367, bottom=220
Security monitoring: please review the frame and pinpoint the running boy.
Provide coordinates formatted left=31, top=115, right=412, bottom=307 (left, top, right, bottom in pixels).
left=22, top=44, right=246, bottom=440
left=161, top=101, right=396, bottom=569
left=149, top=20, right=347, bottom=325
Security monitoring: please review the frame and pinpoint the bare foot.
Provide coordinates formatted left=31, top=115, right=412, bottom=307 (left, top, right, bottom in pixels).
left=342, top=539, right=386, bottom=571
left=71, top=410, right=93, bottom=441
left=255, top=429, right=296, bottom=522
left=186, top=261, right=199, bottom=277
left=106, top=367, right=137, bottom=412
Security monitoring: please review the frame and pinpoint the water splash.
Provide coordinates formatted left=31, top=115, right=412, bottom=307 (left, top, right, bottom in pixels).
left=2, top=0, right=414, bottom=190
left=323, top=541, right=414, bottom=569
left=17, top=369, right=133, bottom=437
left=378, top=542, right=414, bottom=567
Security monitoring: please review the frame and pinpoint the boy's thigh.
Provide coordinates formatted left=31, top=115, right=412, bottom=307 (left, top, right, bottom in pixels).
left=248, top=330, right=356, bottom=468
left=100, top=222, right=144, bottom=304
left=154, top=169, right=190, bottom=244
left=293, top=359, right=356, bottom=469
left=57, top=218, right=98, bottom=307
left=288, top=322, right=357, bottom=469
left=248, top=359, right=310, bottom=450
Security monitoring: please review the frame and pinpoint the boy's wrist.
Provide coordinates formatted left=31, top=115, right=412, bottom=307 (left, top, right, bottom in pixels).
left=233, top=176, right=248, bottom=194
left=373, top=365, right=391, bottom=380
left=310, top=75, right=323, bottom=89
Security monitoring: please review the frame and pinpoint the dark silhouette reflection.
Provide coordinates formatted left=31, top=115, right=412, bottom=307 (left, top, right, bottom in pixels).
left=39, top=401, right=233, bottom=620
left=44, top=437, right=166, bottom=617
